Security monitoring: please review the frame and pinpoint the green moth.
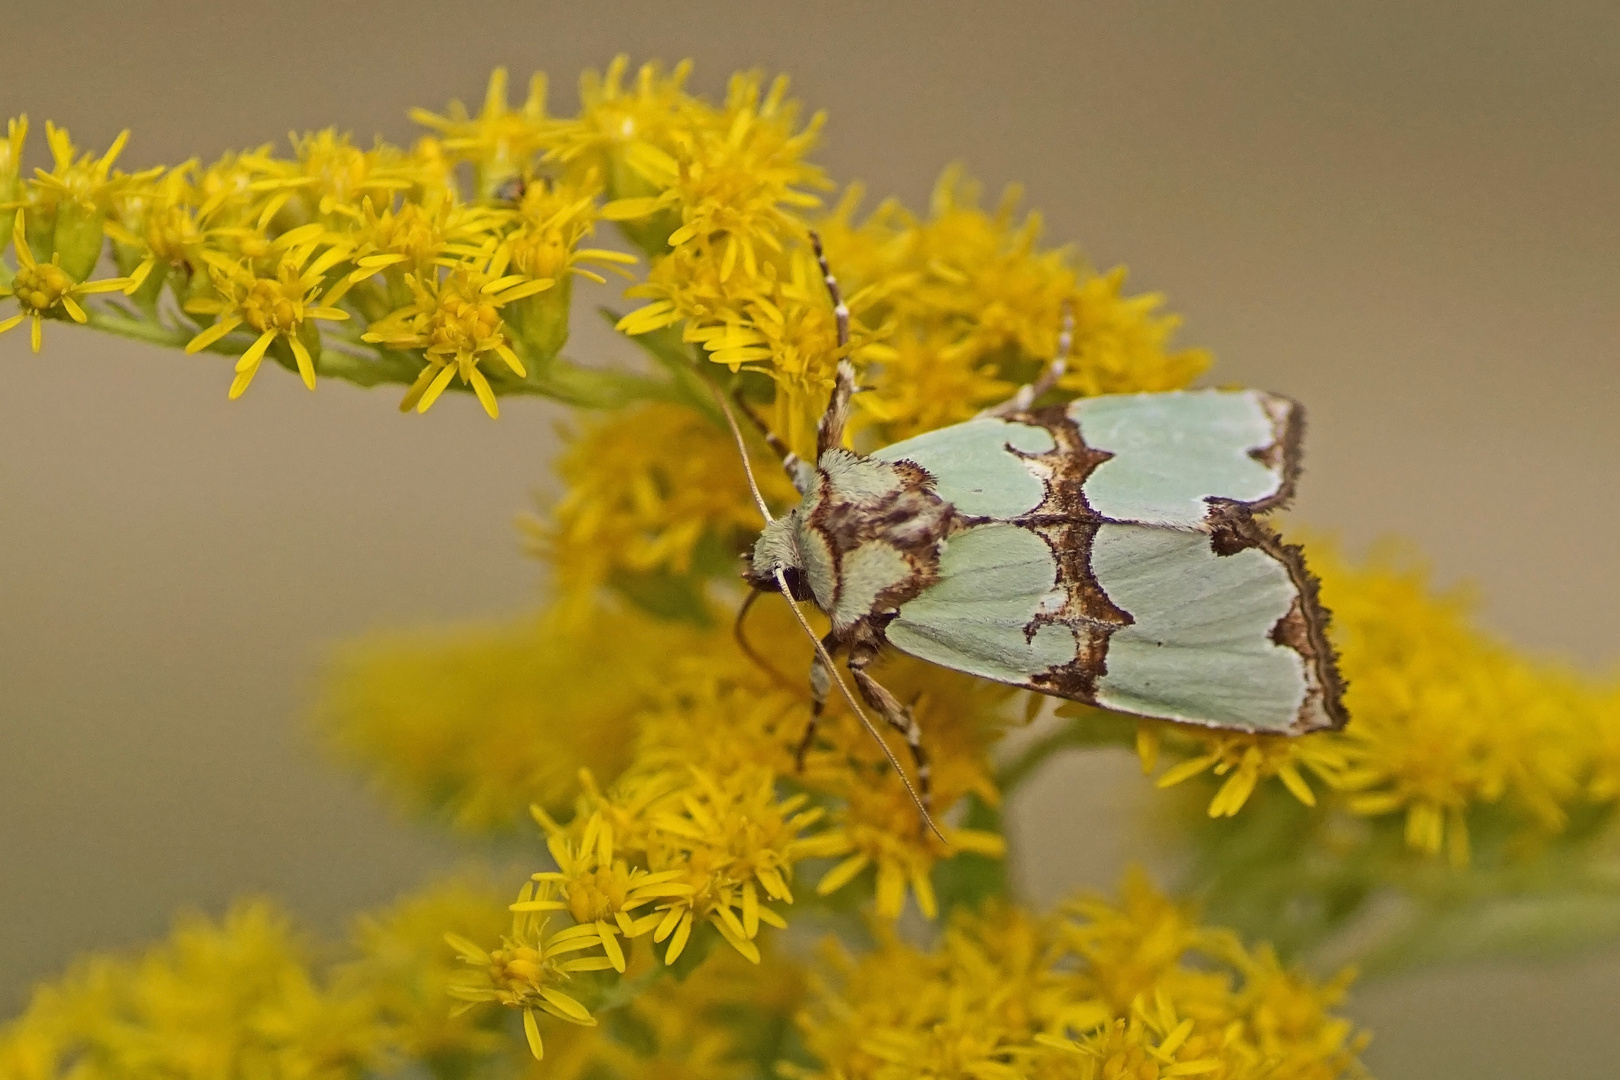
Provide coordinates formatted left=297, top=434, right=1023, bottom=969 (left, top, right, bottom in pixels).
left=727, top=235, right=1345, bottom=827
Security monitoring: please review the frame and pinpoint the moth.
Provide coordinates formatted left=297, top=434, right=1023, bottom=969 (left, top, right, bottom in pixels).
left=723, top=234, right=1346, bottom=832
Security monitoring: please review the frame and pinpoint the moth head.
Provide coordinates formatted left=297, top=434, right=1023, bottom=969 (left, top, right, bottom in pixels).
left=742, top=515, right=812, bottom=600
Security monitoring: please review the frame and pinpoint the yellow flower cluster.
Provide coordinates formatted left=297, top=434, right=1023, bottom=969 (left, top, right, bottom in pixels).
left=0, top=82, right=630, bottom=416
left=535, top=401, right=800, bottom=619
left=816, top=172, right=1211, bottom=444
left=315, top=609, right=679, bottom=830
left=1135, top=544, right=1620, bottom=868
left=0, top=878, right=605, bottom=1080
left=0, top=902, right=386, bottom=1080
left=791, top=871, right=1366, bottom=1080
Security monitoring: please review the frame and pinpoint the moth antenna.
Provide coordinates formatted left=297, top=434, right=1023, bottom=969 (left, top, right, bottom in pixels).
left=710, top=382, right=774, bottom=524
left=807, top=230, right=849, bottom=350
left=773, top=566, right=948, bottom=845
left=732, top=588, right=801, bottom=694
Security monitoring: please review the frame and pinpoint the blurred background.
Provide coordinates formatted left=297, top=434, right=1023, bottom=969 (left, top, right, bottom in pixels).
left=1, top=2, right=1615, bottom=1076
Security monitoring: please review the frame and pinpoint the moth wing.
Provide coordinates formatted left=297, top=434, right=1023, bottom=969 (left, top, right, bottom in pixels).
left=1084, top=522, right=1341, bottom=733
left=873, top=390, right=1300, bottom=529
left=1069, top=389, right=1300, bottom=528
left=886, top=520, right=1343, bottom=734
left=885, top=522, right=1085, bottom=685
left=872, top=416, right=1056, bottom=518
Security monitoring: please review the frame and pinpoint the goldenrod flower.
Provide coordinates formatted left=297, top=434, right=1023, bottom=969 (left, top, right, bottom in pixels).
left=497, top=173, right=636, bottom=359
left=536, top=401, right=798, bottom=615
left=446, top=881, right=609, bottom=1061
left=501, top=173, right=637, bottom=285
left=340, top=190, right=503, bottom=289
left=315, top=609, right=665, bottom=830
left=362, top=254, right=547, bottom=417
left=24, top=59, right=1620, bottom=1079
left=811, top=770, right=1005, bottom=920
left=1144, top=724, right=1346, bottom=817
left=337, top=877, right=514, bottom=1064
left=602, top=70, right=827, bottom=262
left=411, top=67, right=552, bottom=195
left=0, top=115, right=27, bottom=237
left=0, top=901, right=388, bottom=1080
left=529, top=808, right=696, bottom=971
left=793, top=874, right=1366, bottom=1080
left=183, top=226, right=352, bottom=397
left=548, top=56, right=700, bottom=205
left=0, top=210, right=127, bottom=351
left=1317, top=546, right=1598, bottom=864
left=261, top=128, right=419, bottom=221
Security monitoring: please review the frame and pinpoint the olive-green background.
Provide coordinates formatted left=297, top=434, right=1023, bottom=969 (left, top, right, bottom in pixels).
left=2, top=2, right=1616, bottom=1076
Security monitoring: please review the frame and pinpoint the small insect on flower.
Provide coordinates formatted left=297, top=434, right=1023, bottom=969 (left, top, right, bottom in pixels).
left=722, top=233, right=1347, bottom=834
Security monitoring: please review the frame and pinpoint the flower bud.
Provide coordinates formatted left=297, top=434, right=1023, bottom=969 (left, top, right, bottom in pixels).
left=52, top=201, right=106, bottom=283
left=505, top=275, right=571, bottom=371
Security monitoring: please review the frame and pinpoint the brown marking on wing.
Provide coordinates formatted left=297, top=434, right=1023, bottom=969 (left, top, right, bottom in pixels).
left=1206, top=500, right=1347, bottom=733
left=1241, top=392, right=1304, bottom=516
left=994, top=404, right=1132, bottom=703
left=806, top=452, right=955, bottom=630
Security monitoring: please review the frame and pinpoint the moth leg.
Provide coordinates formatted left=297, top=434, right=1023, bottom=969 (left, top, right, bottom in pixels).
left=809, top=231, right=856, bottom=457
left=731, top=389, right=814, bottom=494
left=978, top=299, right=1075, bottom=418
left=845, top=650, right=932, bottom=811
left=796, top=632, right=839, bottom=771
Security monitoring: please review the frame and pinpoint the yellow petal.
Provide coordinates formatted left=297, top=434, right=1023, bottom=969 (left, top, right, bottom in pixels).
left=11, top=211, right=35, bottom=269
left=416, top=362, right=459, bottom=413
left=594, top=920, right=625, bottom=973
left=665, top=911, right=693, bottom=964
left=442, top=933, right=489, bottom=964
left=468, top=366, right=498, bottom=418
left=522, top=1008, right=544, bottom=1060
left=122, top=257, right=156, bottom=295
left=652, top=906, right=683, bottom=943
left=228, top=365, right=256, bottom=400
left=816, top=854, right=870, bottom=896
left=1156, top=754, right=1220, bottom=789
left=1276, top=762, right=1317, bottom=807
left=600, top=196, right=665, bottom=220
left=710, top=916, right=761, bottom=964
left=185, top=317, right=243, bottom=354
left=398, top=364, right=435, bottom=413
left=289, top=337, right=315, bottom=390
left=538, top=987, right=592, bottom=1024
left=236, top=330, right=277, bottom=373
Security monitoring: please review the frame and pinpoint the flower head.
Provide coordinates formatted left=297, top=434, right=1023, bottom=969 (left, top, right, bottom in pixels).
left=0, top=210, right=127, bottom=351
left=183, top=226, right=352, bottom=396
left=362, top=253, right=548, bottom=417
left=1142, top=723, right=1347, bottom=817
left=535, top=401, right=797, bottom=615
left=0, top=901, right=388, bottom=1080
left=337, top=877, right=514, bottom=1064
left=314, top=608, right=671, bottom=830
left=411, top=67, right=552, bottom=195
left=446, top=881, right=608, bottom=1061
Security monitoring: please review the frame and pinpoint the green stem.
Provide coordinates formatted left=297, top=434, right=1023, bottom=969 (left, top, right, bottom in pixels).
left=82, top=302, right=679, bottom=413
left=84, top=307, right=239, bottom=358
